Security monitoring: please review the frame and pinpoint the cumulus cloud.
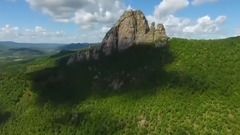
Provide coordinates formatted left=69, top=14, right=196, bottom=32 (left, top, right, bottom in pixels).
left=101, top=26, right=111, bottom=33
left=0, top=24, right=110, bottom=43
left=0, top=25, right=77, bottom=43
left=0, top=25, right=20, bottom=39
left=146, top=0, right=227, bottom=39
left=192, top=0, right=219, bottom=6
left=147, top=0, right=191, bottom=37
left=24, top=26, right=66, bottom=40
left=147, top=0, right=192, bottom=37
left=26, top=0, right=125, bottom=29
left=147, top=15, right=191, bottom=37
left=154, top=0, right=189, bottom=18
left=183, top=15, right=227, bottom=33
left=23, top=0, right=228, bottom=42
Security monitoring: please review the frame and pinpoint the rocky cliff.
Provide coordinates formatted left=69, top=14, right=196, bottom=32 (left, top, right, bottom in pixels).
left=101, top=10, right=167, bottom=55
left=67, top=10, right=167, bottom=65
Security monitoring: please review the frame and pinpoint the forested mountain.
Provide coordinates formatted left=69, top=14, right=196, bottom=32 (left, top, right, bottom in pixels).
left=0, top=37, right=240, bottom=134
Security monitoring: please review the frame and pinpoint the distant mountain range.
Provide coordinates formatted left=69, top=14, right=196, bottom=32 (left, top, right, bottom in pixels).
left=9, top=48, right=45, bottom=55
left=0, top=41, right=99, bottom=51
left=57, top=43, right=99, bottom=51
left=0, top=41, right=63, bottom=49
left=0, top=44, right=9, bottom=51
left=0, top=41, right=99, bottom=62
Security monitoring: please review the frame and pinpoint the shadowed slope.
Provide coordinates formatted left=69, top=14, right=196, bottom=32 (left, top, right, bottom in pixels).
left=0, top=108, right=11, bottom=125
left=28, top=43, right=206, bottom=104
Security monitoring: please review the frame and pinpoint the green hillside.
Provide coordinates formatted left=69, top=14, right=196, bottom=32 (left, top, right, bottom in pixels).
left=0, top=37, right=240, bottom=134
left=0, top=47, right=48, bottom=64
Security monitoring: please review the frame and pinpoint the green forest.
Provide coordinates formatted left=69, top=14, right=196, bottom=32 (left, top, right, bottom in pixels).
left=0, top=37, right=240, bottom=134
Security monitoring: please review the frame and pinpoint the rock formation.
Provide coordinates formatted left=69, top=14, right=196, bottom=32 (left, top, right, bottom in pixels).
left=66, top=48, right=100, bottom=65
left=67, top=10, right=167, bottom=65
left=101, top=10, right=167, bottom=55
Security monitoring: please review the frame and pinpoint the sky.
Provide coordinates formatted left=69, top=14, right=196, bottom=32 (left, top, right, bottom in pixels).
left=0, top=0, right=239, bottom=43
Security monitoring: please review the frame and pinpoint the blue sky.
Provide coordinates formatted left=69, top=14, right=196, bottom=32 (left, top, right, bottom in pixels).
left=0, top=0, right=239, bottom=43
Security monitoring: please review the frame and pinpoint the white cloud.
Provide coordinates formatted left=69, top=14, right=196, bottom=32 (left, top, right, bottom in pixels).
left=183, top=15, right=226, bottom=34
left=22, top=0, right=230, bottom=42
left=146, top=0, right=227, bottom=39
left=192, top=0, right=219, bottom=6
left=26, top=0, right=125, bottom=29
left=25, top=0, right=127, bottom=42
left=0, top=25, right=19, bottom=39
left=148, top=0, right=191, bottom=37
left=154, top=0, right=189, bottom=18
left=237, top=28, right=240, bottom=35
left=101, top=26, right=111, bottom=33
left=147, top=0, right=193, bottom=38
left=147, top=15, right=191, bottom=37
left=24, top=26, right=66, bottom=39
left=0, top=24, right=109, bottom=43
left=0, top=25, right=78, bottom=43
left=0, top=25, right=19, bottom=33
left=35, top=26, right=47, bottom=32
left=127, top=5, right=134, bottom=11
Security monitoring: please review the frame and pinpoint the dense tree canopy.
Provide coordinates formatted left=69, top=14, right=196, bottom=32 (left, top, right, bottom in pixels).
left=0, top=37, right=240, bottom=134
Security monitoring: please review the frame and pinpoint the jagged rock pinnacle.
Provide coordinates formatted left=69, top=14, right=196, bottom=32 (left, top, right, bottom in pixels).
left=67, top=10, right=168, bottom=65
left=101, top=10, right=168, bottom=55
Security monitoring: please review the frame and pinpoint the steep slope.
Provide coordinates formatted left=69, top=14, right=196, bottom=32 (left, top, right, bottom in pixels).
left=0, top=37, right=240, bottom=134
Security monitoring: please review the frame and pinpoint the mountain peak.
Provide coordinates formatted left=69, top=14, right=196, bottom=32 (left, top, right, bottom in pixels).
left=67, top=10, right=168, bottom=65
left=101, top=10, right=168, bottom=55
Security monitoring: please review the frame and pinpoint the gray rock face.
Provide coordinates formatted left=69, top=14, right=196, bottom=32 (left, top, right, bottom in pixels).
left=67, top=49, right=100, bottom=65
left=100, top=27, right=119, bottom=56
left=101, top=10, right=168, bottom=55
left=67, top=10, right=168, bottom=65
